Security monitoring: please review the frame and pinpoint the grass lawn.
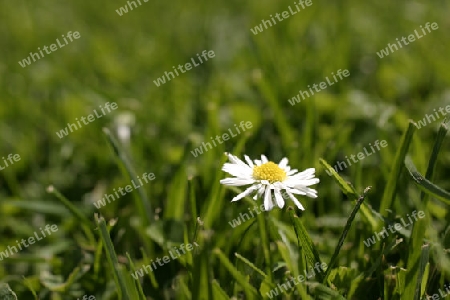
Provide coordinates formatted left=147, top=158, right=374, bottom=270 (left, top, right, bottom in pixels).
left=1, top=0, right=450, bottom=299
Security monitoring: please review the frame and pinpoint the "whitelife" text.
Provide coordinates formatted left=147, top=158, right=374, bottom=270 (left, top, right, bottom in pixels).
left=55, top=102, right=118, bottom=138
left=153, top=50, right=215, bottom=87
left=18, top=31, right=81, bottom=68
left=288, top=69, right=350, bottom=106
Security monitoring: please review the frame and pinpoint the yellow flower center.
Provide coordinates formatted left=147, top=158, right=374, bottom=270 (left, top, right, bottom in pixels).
left=252, top=162, right=286, bottom=183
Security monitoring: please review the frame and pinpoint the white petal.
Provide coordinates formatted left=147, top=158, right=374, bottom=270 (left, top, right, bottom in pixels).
left=244, top=155, right=255, bottom=168
left=220, top=178, right=255, bottom=186
left=301, top=187, right=317, bottom=198
left=264, top=187, right=274, bottom=211
left=274, top=189, right=285, bottom=208
left=285, top=190, right=305, bottom=210
left=291, top=168, right=316, bottom=180
left=231, top=185, right=260, bottom=202
left=254, top=184, right=267, bottom=199
left=278, top=157, right=289, bottom=169
left=292, top=186, right=318, bottom=198
left=286, top=169, right=298, bottom=175
left=261, top=155, right=268, bottom=163
left=284, top=171, right=320, bottom=187
left=291, top=179, right=320, bottom=187
left=287, top=188, right=306, bottom=195
left=222, top=163, right=252, bottom=178
left=226, top=153, right=252, bottom=169
left=286, top=174, right=316, bottom=182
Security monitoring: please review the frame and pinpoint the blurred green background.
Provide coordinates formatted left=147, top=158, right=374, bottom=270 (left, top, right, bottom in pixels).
left=1, top=0, right=450, bottom=299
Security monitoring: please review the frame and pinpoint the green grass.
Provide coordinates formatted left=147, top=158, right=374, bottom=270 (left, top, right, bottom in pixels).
left=1, top=0, right=450, bottom=299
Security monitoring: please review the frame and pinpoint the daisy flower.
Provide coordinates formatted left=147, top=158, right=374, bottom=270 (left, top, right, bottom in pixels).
left=220, top=153, right=319, bottom=211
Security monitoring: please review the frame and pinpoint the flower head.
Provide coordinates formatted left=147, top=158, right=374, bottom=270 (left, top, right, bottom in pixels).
left=220, top=153, right=319, bottom=211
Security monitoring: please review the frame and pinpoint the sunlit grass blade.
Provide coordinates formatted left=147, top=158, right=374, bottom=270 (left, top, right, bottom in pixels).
left=140, top=248, right=159, bottom=289
left=192, top=244, right=212, bottom=300
left=348, top=238, right=401, bottom=298
left=202, top=133, right=251, bottom=228
left=318, top=158, right=358, bottom=198
left=126, top=253, right=146, bottom=300
left=102, top=128, right=153, bottom=225
left=235, top=253, right=267, bottom=278
left=0, top=284, right=17, bottom=300
left=46, top=185, right=95, bottom=244
left=213, top=248, right=258, bottom=299
left=40, top=266, right=87, bottom=293
left=93, top=235, right=103, bottom=278
left=211, top=280, right=230, bottom=300
left=288, top=208, right=323, bottom=282
left=308, top=282, right=347, bottom=300
left=404, top=120, right=447, bottom=300
left=414, top=244, right=430, bottom=300
left=120, top=264, right=140, bottom=300
left=422, top=119, right=448, bottom=182
left=379, top=121, right=416, bottom=213
left=257, top=212, right=273, bottom=281
left=22, top=277, right=38, bottom=300
left=95, top=215, right=131, bottom=300
left=270, top=222, right=311, bottom=297
left=201, top=155, right=226, bottom=229
left=319, top=158, right=378, bottom=230
left=164, top=164, right=187, bottom=219
left=405, top=156, right=450, bottom=204
left=188, top=178, right=198, bottom=232
left=1, top=200, right=70, bottom=215
left=323, top=187, right=370, bottom=283
left=273, top=228, right=298, bottom=273
left=4, top=255, right=60, bottom=264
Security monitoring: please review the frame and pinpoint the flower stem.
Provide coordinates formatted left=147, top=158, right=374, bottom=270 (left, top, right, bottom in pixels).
left=257, top=212, right=273, bottom=281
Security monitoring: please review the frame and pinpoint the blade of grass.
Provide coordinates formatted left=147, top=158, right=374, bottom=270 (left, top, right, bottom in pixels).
left=211, top=280, right=230, bottom=300
left=202, top=133, right=251, bottom=228
left=46, top=185, right=95, bottom=244
left=307, top=282, right=347, bottom=300
left=188, top=178, right=198, bottom=234
left=120, top=264, right=140, bottom=300
left=318, top=158, right=358, bottom=198
left=40, top=266, right=84, bottom=293
left=22, top=277, right=38, bottom=300
left=102, top=128, right=153, bottom=225
left=93, top=235, right=103, bottom=278
left=404, top=120, right=448, bottom=300
left=347, top=237, right=401, bottom=299
left=95, top=215, right=131, bottom=300
left=323, top=187, right=371, bottom=283
left=0, top=284, right=17, bottom=300
left=288, top=208, right=324, bottom=282
left=257, top=212, right=273, bottom=282
left=140, top=248, right=159, bottom=289
left=379, top=121, right=416, bottom=214
left=192, top=243, right=212, bottom=300
left=413, top=244, right=430, bottom=300
left=164, top=164, right=187, bottom=219
left=422, top=119, right=448, bottom=182
left=319, top=159, right=377, bottom=229
left=213, top=248, right=258, bottom=299
left=405, top=156, right=450, bottom=204
left=125, top=253, right=146, bottom=300
left=102, top=128, right=154, bottom=257
left=235, top=253, right=267, bottom=278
